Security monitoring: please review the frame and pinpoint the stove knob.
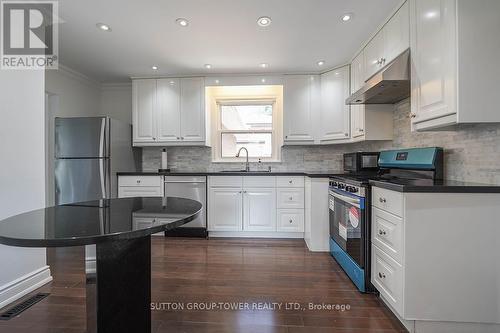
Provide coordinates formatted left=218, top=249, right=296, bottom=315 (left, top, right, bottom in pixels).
left=350, top=187, right=358, bottom=193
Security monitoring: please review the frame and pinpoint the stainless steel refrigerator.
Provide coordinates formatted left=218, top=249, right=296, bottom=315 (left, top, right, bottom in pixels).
left=55, top=117, right=138, bottom=205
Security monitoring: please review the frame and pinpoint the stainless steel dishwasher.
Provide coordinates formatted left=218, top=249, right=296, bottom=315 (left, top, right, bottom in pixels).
left=164, top=176, right=207, bottom=237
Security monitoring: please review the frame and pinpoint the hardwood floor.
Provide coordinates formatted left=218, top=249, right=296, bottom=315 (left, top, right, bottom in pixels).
left=0, top=238, right=407, bottom=333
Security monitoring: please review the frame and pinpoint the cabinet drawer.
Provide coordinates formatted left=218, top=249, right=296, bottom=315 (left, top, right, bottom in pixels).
left=133, top=217, right=165, bottom=236
left=118, top=186, right=163, bottom=198
left=277, top=188, right=304, bottom=209
left=372, top=207, right=403, bottom=264
left=209, top=176, right=243, bottom=188
left=372, top=187, right=403, bottom=217
left=277, top=176, right=305, bottom=188
left=277, top=209, right=304, bottom=232
left=372, top=245, right=403, bottom=316
left=243, top=176, right=276, bottom=188
left=119, top=175, right=163, bottom=187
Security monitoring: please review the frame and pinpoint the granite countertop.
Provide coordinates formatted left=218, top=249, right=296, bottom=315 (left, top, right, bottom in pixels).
left=369, top=178, right=500, bottom=193
left=0, top=197, right=202, bottom=247
left=117, top=171, right=337, bottom=178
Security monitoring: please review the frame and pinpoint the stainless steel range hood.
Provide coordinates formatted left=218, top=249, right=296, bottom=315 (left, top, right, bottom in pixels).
left=346, top=49, right=410, bottom=105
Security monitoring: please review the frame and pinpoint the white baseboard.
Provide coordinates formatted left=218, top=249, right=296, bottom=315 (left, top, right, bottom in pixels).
left=305, top=238, right=329, bottom=252
left=0, top=266, right=52, bottom=310
left=208, top=231, right=304, bottom=239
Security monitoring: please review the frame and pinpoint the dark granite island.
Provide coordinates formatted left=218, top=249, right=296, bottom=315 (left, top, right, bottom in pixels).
left=0, top=197, right=202, bottom=333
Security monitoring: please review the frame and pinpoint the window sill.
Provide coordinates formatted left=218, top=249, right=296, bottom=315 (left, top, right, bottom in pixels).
left=211, top=159, right=282, bottom=164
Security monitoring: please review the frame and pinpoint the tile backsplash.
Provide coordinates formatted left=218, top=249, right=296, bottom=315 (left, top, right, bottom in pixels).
left=142, top=99, right=500, bottom=184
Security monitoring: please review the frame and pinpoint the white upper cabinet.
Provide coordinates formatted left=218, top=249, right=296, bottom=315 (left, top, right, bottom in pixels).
left=364, top=32, right=385, bottom=81
left=364, top=2, right=410, bottom=81
left=132, top=79, right=156, bottom=142
left=283, top=75, right=319, bottom=143
left=350, top=52, right=366, bottom=139
left=384, top=1, right=409, bottom=64
left=320, top=66, right=350, bottom=142
left=132, top=77, right=207, bottom=146
left=156, top=78, right=181, bottom=142
left=180, top=77, right=205, bottom=142
left=410, top=0, right=500, bottom=130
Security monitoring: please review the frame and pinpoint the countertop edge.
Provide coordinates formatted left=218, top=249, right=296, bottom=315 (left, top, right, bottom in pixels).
left=369, top=180, right=500, bottom=193
left=117, top=171, right=334, bottom=178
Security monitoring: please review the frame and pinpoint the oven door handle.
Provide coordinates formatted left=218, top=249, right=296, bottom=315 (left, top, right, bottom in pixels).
left=329, top=191, right=361, bottom=208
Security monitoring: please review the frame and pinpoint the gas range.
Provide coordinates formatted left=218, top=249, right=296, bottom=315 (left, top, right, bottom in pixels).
left=329, top=173, right=380, bottom=197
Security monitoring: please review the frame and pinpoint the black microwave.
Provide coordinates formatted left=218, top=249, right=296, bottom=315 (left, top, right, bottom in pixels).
left=343, top=152, right=379, bottom=173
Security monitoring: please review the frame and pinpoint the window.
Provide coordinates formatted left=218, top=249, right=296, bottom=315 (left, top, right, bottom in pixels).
left=216, top=100, right=279, bottom=161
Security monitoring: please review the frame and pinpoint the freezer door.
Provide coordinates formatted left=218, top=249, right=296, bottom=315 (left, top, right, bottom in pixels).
left=55, top=159, right=110, bottom=205
left=55, top=117, right=110, bottom=158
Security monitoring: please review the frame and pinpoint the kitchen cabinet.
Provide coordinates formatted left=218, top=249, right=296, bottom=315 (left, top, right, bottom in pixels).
left=132, top=79, right=156, bottom=143
left=208, top=176, right=304, bottom=236
left=243, top=188, right=276, bottom=231
left=371, top=186, right=500, bottom=332
left=179, top=77, right=205, bottom=142
left=118, top=175, right=164, bottom=198
left=410, top=0, right=500, bottom=130
left=350, top=52, right=394, bottom=143
left=156, top=78, right=181, bottom=142
left=320, top=66, right=350, bottom=142
left=132, top=77, right=207, bottom=146
left=208, top=187, right=243, bottom=231
left=283, top=75, right=319, bottom=144
left=364, top=2, right=409, bottom=81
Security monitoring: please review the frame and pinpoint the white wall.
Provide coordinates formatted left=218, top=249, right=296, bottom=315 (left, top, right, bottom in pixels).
left=100, top=83, right=132, bottom=124
left=0, top=70, right=51, bottom=309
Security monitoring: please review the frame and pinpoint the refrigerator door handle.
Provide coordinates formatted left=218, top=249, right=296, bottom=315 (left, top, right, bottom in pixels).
left=99, top=159, right=106, bottom=199
left=99, top=118, right=106, bottom=158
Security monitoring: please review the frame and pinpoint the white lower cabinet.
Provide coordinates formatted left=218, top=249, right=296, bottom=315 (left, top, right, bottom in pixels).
left=277, top=209, right=304, bottom=232
left=208, top=187, right=243, bottom=231
left=118, top=175, right=164, bottom=198
left=208, top=176, right=304, bottom=236
left=372, top=244, right=404, bottom=315
left=243, top=188, right=276, bottom=231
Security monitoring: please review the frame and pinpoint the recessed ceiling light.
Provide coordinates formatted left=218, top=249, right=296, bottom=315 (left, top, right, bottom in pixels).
left=96, top=23, right=111, bottom=31
left=204, top=64, right=212, bottom=69
left=317, top=60, right=325, bottom=66
left=259, top=63, right=269, bottom=68
left=257, top=16, right=272, bottom=27
left=341, top=13, right=353, bottom=22
left=176, top=18, right=189, bottom=27
left=151, top=66, right=158, bottom=70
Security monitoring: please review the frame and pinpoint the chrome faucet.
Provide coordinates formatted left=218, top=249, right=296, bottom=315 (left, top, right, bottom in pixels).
left=236, top=147, right=250, bottom=172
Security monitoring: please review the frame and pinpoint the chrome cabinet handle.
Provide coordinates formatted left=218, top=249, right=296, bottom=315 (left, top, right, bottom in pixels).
left=176, top=137, right=180, bottom=140
left=289, top=197, right=293, bottom=201
left=288, top=180, right=293, bottom=184
left=410, top=113, right=417, bottom=118
left=378, top=229, right=387, bottom=236
left=359, top=128, right=364, bottom=132
left=136, top=180, right=141, bottom=184
left=344, top=133, right=349, bottom=137
left=379, top=197, right=387, bottom=203
left=378, top=272, right=386, bottom=279
left=289, top=219, right=293, bottom=224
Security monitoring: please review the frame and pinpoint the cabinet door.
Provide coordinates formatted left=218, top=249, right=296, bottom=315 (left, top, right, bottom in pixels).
left=180, top=77, right=205, bottom=142
left=350, top=52, right=366, bottom=138
left=410, top=0, right=457, bottom=125
left=384, top=1, right=410, bottom=64
left=320, top=66, right=350, bottom=141
left=243, top=188, right=276, bottom=231
left=364, top=32, right=385, bottom=80
left=283, top=75, right=316, bottom=142
left=351, top=51, right=365, bottom=93
left=208, top=188, right=242, bottom=231
left=156, top=79, right=181, bottom=142
left=132, top=79, right=156, bottom=143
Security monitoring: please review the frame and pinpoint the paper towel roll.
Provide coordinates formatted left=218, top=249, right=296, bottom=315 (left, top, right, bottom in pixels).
left=161, top=149, right=168, bottom=170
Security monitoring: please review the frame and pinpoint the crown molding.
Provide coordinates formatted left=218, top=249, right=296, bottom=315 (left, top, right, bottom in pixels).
left=52, top=64, right=101, bottom=88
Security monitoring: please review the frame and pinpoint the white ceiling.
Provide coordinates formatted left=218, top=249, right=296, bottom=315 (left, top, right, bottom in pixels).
left=57, top=0, right=401, bottom=82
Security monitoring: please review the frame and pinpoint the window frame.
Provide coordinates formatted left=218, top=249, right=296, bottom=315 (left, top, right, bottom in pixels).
left=213, top=98, right=281, bottom=162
